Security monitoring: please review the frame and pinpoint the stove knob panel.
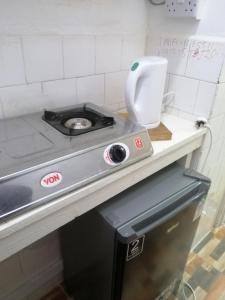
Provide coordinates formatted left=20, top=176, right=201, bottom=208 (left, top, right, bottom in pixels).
left=104, top=143, right=130, bottom=165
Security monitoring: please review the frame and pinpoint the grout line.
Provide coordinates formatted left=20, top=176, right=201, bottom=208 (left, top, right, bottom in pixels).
left=184, top=39, right=192, bottom=76
left=94, top=35, right=97, bottom=74
left=168, top=72, right=218, bottom=85
left=120, top=36, right=125, bottom=71
left=75, top=77, right=78, bottom=103
left=0, top=97, right=5, bottom=119
left=103, top=73, right=106, bottom=105
left=20, top=36, right=29, bottom=84
left=61, top=36, right=65, bottom=79
left=192, top=79, right=201, bottom=114
left=41, top=81, right=44, bottom=94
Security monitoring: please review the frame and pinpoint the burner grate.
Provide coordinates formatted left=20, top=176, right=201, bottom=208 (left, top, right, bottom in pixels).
left=43, top=105, right=115, bottom=136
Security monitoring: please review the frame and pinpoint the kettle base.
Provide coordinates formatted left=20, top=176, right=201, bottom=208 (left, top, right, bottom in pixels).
left=142, top=121, right=160, bottom=129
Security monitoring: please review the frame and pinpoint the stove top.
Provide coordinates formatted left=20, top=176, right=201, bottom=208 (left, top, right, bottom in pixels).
left=0, top=103, right=153, bottom=220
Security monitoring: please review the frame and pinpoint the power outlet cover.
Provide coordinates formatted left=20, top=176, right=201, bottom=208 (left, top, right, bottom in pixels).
left=165, top=0, right=207, bottom=20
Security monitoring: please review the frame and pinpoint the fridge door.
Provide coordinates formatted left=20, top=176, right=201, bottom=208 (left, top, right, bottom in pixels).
left=114, top=191, right=207, bottom=300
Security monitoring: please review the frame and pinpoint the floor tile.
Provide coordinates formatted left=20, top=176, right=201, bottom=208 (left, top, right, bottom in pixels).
left=194, top=286, right=208, bottom=300
left=198, top=238, right=220, bottom=259
left=186, top=254, right=204, bottom=275
left=194, top=232, right=213, bottom=253
left=210, top=239, right=225, bottom=260
left=214, top=227, right=225, bottom=240
left=204, top=274, right=225, bottom=300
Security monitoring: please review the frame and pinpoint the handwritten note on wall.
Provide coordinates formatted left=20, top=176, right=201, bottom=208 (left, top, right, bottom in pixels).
left=157, top=37, right=190, bottom=58
left=148, top=35, right=225, bottom=82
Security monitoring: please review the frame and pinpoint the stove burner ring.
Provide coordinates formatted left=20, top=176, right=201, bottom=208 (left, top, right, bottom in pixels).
left=64, top=118, right=92, bottom=130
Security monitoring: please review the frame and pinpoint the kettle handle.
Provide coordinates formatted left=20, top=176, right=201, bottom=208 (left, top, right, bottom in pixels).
left=125, top=62, right=150, bottom=118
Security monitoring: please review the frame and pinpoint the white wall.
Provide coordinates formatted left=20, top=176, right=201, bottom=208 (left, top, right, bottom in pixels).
left=0, top=0, right=147, bottom=36
left=147, top=0, right=225, bottom=37
left=0, top=0, right=148, bottom=119
left=146, top=0, right=225, bottom=245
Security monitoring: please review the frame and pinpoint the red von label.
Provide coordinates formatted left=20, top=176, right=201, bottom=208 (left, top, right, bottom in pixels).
left=41, top=172, right=63, bottom=188
left=135, top=137, right=144, bottom=149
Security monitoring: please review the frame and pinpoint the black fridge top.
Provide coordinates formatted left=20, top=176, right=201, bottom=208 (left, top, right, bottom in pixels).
left=97, top=163, right=210, bottom=232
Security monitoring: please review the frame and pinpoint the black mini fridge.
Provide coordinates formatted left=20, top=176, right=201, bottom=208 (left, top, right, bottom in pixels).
left=60, top=163, right=211, bottom=300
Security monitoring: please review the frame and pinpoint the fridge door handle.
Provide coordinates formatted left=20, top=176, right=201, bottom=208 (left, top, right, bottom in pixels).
left=117, top=190, right=207, bottom=244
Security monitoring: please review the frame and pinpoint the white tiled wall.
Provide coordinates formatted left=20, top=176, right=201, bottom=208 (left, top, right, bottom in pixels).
left=148, top=34, right=225, bottom=245
left=148, top=35, right=225, bottom=120
left=96, top=35, right=122, bottom=74
left=194, top=82, right=217, bottom=118
left=0, top=37, right=26, bottom=87
left=121, top=35, right=146, bottom=70
left=23, top=36, right=64, bottom=83
left=168, top=75, right=199, bottom=114
left=105, top=71, right=128, bottom=109
left=0, top=33, right=146, bottom=119
left=63, top=36, right=95, bottom=78
left=77, top=74, right=105, bottom=106
left=0, top=83, right=43, bottom=119
left=0, top=232, right=62, bottom=300
left=42, top=78, right=77, bottom=107
left=186, top=37, right=225, bottom=83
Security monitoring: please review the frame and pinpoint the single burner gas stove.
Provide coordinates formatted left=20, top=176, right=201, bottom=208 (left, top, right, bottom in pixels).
left=43, top=104, right=115, bottom=136
left=0, top=103, right=153, bottom=220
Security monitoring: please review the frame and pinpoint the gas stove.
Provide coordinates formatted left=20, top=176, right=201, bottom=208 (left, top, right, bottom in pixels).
left=0, top=103, right=153, bottom=220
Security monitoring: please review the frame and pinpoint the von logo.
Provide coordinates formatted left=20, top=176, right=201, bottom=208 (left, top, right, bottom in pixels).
left=41, top=172, right=63, bottom=188
left=126, top=236, right=145, bottom=261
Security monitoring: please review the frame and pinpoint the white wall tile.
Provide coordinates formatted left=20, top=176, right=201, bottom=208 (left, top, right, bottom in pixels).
left=165, top=106, right=180, bottom=117
left=219, top=61, right=225, bottom=83
left=168, top=75, right=199, bottom=114
left=23, top=36, right=63, bottom=82
left=147, top=35, right=190, bottom=76
left=186, top=37, right=225, bottom=83
left=96, top=36, right=122, bottom=73
left=105, top=71, right=128, bottom=106
left=0, top=100, right=4, bottom=119
left=207, top=114, right=225, bottom=146
left=0, top=254, right=24, bottom=294
left=105, top=102, right=123, bottom=113
left=42, top=78, right=77, bottom=108
left=121, top=35, right=145, bottom=70
left=77, top=74, right=104, bottom=106
left=0, top=83, right=43, bottom=118
left=19, top=232, right=61, bottom=276
left=194, top=81, right=217, bottom=119
left=0, top=37, right=26, bottom=87
left=211, top=83, right=225, bottom=118
left=164, top=73, right=170, bottom=93
left=0, top=37, right=25, bottom=86
left=178, top=111, right=197, bottom=122
left=63, top=36, right=95, bottom=78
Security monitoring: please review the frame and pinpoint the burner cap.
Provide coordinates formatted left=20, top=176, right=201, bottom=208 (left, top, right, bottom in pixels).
left=64, top=118, right=92, bottom=130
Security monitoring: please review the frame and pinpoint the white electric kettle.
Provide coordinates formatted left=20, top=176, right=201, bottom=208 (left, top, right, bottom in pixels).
left=125, top=56, right=168, bottom=129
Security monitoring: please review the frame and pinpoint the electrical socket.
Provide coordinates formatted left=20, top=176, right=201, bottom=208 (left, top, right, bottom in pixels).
left=165, top=0, right=207, bottom=20
left=195, top=117, right=208, bottom=128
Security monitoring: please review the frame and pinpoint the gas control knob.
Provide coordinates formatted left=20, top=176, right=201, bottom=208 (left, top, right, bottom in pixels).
left=109, top=144, right=127, bottom=163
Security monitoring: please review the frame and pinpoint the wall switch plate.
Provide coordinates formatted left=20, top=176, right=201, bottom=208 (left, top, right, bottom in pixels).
left=165, top=0, right=207, bottom=20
